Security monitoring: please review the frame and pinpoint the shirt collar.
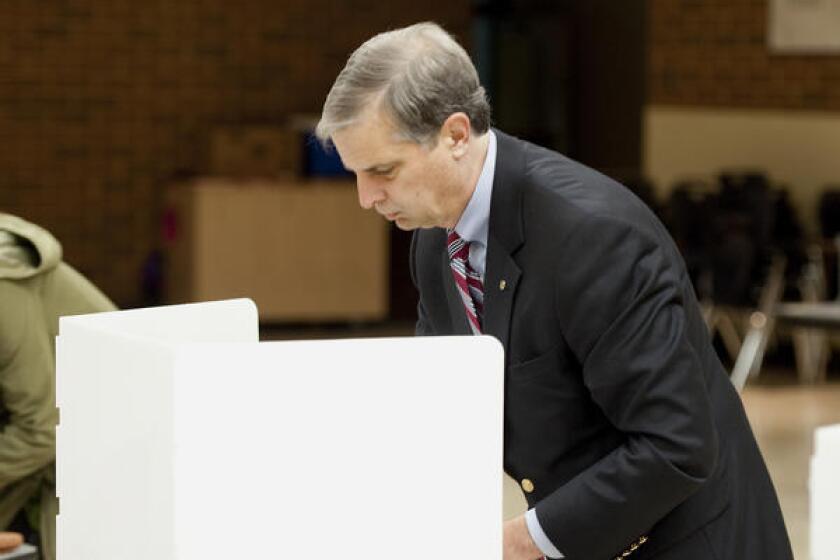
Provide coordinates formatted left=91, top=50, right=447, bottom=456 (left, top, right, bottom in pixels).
left=453, top=130, right=496, bottom=248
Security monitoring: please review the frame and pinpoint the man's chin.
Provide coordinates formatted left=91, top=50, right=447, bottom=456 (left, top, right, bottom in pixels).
left=393, top=218, right=418, bottom=231
left=388, top=215, right=440, bottom=231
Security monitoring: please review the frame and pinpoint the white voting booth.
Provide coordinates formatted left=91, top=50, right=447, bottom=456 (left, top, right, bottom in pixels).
left=811, top=423, right=840, bottom=560
left=56, top=299, right=504, bottom=560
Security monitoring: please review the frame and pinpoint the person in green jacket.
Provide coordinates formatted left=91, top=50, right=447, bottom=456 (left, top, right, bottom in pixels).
left=0, top=213, right=116, bottom=560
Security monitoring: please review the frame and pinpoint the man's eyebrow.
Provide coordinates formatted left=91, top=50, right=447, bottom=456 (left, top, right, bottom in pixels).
left=363, top=161, right=399, bottom=173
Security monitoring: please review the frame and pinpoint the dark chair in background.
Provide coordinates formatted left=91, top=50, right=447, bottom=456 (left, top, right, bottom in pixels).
left=623, top=172, right=837, bottom=389
left=666, top=180, right=715, bottom=302
left=664, top=172, right=807, bottom=388
left=729, top=184, right=840, bottom=388
left=818, top=187, right=840, bottom=299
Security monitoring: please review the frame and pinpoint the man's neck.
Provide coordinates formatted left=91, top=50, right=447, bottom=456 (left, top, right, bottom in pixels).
left=446, top=132, right=491, bottom=229
left=466, top=132, right=491, bottom=196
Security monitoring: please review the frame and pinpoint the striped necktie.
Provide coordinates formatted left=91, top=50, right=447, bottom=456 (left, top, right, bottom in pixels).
left=446, top=230, right=484, bottom=335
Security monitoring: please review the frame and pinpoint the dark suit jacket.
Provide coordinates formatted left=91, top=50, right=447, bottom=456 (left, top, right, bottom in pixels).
left=410, top=131, right=792, bottom=559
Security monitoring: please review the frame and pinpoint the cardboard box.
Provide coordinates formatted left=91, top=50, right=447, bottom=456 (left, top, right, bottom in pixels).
left=164, top=178, right=388, bottom=322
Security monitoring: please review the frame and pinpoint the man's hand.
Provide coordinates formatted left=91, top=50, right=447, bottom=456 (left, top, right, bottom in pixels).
left=503, top=515, right=544, bottom=560
left=0, top=532, right=23, bottom=553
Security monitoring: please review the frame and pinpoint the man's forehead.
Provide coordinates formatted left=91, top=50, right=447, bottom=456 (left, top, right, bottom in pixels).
left=332, top=112, right=412, bottom=170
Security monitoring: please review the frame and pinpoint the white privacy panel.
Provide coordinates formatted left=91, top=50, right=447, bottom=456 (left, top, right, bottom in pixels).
left=56, top=323, right=177, bottom=560
left=57, top=300, right=504, bottom=560
left=811, top=423, right=840, bottom=560
left=58, top=298, right=259, bottom=344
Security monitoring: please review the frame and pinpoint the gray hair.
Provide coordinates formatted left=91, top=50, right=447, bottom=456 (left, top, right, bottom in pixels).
left=315, top=22, right=491, bottom=146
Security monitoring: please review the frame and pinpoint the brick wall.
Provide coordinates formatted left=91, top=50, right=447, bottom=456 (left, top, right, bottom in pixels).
left=0, top=1, right=469, bottom=305
left=649, top=0, right=840, bottom=110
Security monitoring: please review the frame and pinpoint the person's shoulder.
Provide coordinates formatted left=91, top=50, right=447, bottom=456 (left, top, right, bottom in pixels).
left=502, top=150, right=670, bottom=261
left=519, top=151, right=654, bottom=229
left=494, top=131, right=671, bottom=248
left=0, top=276, right=37, bottom=312
left=0, top=278, right=39, bottom=359
left=42, top=263, right=116, bottom=314
left=495, top=132, right=619, bottom=206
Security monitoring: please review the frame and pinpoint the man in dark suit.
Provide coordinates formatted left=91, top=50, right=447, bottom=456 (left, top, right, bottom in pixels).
left=317, top=22, right=793, bottom=560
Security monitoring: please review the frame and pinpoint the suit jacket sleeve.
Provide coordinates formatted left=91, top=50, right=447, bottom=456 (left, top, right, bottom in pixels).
left=534, top=214, right=719, bottom=559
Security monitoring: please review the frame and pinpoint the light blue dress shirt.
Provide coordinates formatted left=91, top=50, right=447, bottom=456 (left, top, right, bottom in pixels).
left=452, top=131, right=563, bottom=559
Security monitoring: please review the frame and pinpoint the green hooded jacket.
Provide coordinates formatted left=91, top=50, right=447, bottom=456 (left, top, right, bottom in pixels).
left=0, top=213, right=115, bottom=560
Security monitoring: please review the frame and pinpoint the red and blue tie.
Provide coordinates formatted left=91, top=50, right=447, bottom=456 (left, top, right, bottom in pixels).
left=447, top=230, right=484, bottom=335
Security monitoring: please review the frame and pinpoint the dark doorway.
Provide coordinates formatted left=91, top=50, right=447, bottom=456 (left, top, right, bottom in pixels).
left=472, top=0, right=647, bottom=177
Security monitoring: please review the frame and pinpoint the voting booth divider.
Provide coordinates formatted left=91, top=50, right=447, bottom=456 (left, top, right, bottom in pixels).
left=811, top=423, right=840, bottom=560
left=55, top=299, right=504, bottom=560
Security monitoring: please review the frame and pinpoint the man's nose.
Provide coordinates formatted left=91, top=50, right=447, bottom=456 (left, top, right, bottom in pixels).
left=356, top=177, right=385, bottom=210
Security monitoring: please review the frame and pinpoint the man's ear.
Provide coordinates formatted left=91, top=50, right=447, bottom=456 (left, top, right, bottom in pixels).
left=440, top=113, right=471, bottom=159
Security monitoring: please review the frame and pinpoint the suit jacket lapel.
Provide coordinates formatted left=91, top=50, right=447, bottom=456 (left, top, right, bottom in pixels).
left=483, top=130, right=526, bottom=355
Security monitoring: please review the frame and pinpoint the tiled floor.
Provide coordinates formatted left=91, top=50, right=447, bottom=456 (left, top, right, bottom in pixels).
left=741, top=380, right=840, bottom=559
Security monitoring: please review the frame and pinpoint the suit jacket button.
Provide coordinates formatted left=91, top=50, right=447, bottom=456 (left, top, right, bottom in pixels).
left=521, top=478, right=534, bottom=493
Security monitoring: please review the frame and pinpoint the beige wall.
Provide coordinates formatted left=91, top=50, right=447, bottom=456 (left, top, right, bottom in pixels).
left=644, top=105, right=840, bottom=233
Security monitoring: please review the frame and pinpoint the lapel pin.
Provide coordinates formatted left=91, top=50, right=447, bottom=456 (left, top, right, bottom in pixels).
left=499, top=279, right=507, bottom=291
